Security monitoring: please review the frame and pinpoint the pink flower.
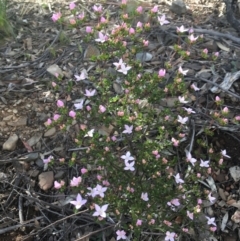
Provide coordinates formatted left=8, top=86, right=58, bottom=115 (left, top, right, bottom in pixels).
left=69, top=19, right=76, bottom=25
left=86, top=26, right=93, bottom=33
left=53, top=114, right=61, bottom=121
left=57, top=100, right=64, bottom=107
left=102, top=180, right=110, bottom=186
left=151, top=5, right=158, bottom=13
left=81, top=168, right=88, bottom=174
left=136, top=6, right=143, bottom=13
left=52, top=82, right=57, bottom=87
left=136, top=21, right=143, bottom=28
left=70, top=176, right=82, bottom=187
left=143, top=40, right=148, bottom=46
left=54, top=181, right=62, bottom=189
left=92, top=5, right=102, bottom=13
left=215, top=96, right=221, bottom=102
left=69, top=110, right=76, bottom=118
left=51, top=12, right=61, bottom=22
left=46, top=118, right=52, bottom=125
left=136, top=219, right=142, bottom=226
left=118, top=111, right=124, bottom=117
left=100, top=16, right=107, bottom=23
left=164, top=220, right=172, bottom=226
left=69, top=2, right=76, bottom=10
left=149, top=219, right=155, bottom=225
left=210, top=226, right=217, bottom=232
left=129, top=28, right=135, bottom=34
left=171, top=137, right=179, bottom=147
left=158, top=69, right=166, bottom=77
left=222, top=107, right=229, bottom=114
left=203, top=48, right=208, bottom=54
left=121, top=0, right=127, bottom=4
left=214, top=52, right=219, bottom=57
left=78, top=12, right=85, bottom=20
left=99, top=105, right=106, bottom=113
left=111, top=136, right=117, bottom=141
left=116, top=230, right=127, bottom=240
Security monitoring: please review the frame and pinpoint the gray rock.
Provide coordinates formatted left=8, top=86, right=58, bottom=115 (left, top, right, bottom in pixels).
left=39, top=171, right=54, bottom=191
left=3, top=134, right=18, bottom=151
left=8, top=116, right=27, bottom=126
left=170, top=0, right=187, bottom=15
left=44, top=127, right=56, bottom=137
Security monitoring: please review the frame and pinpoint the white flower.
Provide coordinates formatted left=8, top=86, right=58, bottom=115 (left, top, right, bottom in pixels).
left=117, top=63, right=131, bottom=75
left=121, top=151, right=134, bottom=162
left=158, top=15, right=170, bottom=25
left=208, top=192, right=216, bottom=203
left=200, top=159, right=209, bottom=167
left=187, top=210, right=194, bottom=220
left=186, top=151, right=197, bottom=166
left=95, top=32, right=107, bottom=43
left=141, top=192, right=149, bottom=201
left=206, top=216, right=216, bottom=226
left=75, top=69, right=88, bottom=81
left=165, top=231, right=175, bottom=241
left=177, top=25, right=189, bottom=33
left=174, top=173, right=184, bottom=184
left=113, top=58, right=124, bottom=69
left=178, top=66, right=188, bottom=75
left=95, top=184, right=107, bottom=198
left=70, top=194, right=87, bottom=209
left=84, top=129, right=94, bottom=137
left=122, top=124, right=133, bottom=134
left=188, top=34, right=198, bottom=42
left=87, top=187, right=97, bottom=197
left=74, top=99, right=84, bottom=110
left=124, top=160, right=135, bottom=171
left=178, top=96, right=189, bottom=103
left=116, top=230, right=127, bottom=240
left=177, top=115, right=188, bottom=124
left=93, top=204, right=108, bottom=218
left=191, top=83, right=200, bottom=91
left=84, top=89, right=96, bottom=97
left=183, top=107, right=195, bottom=114
left=221, top=149, right=230, bottom=158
